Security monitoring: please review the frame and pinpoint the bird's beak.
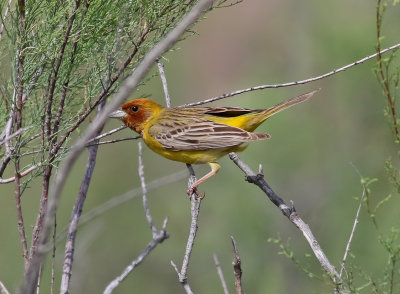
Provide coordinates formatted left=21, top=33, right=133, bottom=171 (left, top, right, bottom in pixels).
left=109, top=110, right=126, bottom=119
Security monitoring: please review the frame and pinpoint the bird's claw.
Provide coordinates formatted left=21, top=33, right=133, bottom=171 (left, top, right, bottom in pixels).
left=187, top=186, right=205, bottom=200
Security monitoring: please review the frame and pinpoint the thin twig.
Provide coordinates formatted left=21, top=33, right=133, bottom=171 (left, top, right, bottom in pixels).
left=50, top=217, right=56, bottom=294
left=170, top=164, right=201, bottom=294
left=183, top=42, right=400, bottom=107
left=375, top=0, right=399, bottom=141
left=0, top=164, right=40, bottom=184
left=14, top=165, right=29, bottom=270
left=157, top=59, right=171, bottom=107
left=21, top=1, right=213, bottom=292
left=103, top=218, right=169, bottom=294
left=231, top=236, right=243, bottom=294
left=138, top=141, right=157, bottom=237
left=0, top=126, right=32, bottom=146
left=85, top=136, right=140, bottom=148
left=228, top=152, right=349, bottom=293
left=339, top=187, right=365, bottom=278
left=86, top=126, right=127, bottom=144
left=213, top=253, right=230, bottom=294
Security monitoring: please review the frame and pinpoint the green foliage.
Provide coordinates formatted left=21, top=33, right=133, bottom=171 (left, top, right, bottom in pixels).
left=0, top=0, right=201, bottom=184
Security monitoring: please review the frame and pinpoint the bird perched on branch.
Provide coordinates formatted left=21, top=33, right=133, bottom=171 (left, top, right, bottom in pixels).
left=110, top=89, right=319, bottom=197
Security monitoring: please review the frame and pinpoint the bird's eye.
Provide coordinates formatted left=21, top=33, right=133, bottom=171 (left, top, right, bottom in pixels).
left=131, top=105, right=139, bottom=112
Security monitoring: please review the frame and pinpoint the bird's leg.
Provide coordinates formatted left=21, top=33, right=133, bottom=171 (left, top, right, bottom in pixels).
left=187, top=162, right=221, bottom=198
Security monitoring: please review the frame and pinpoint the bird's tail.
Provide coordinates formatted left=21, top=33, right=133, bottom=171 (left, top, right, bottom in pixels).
left=261, top=88, right=320, bottom=119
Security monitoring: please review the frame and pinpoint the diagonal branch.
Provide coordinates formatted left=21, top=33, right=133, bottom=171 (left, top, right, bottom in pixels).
left=183, top=42, right=400, bottom=107
left=228, top=152, right=349, bottom=293
left=339, top=187, right=365, bottom=278
left=103, top=219, right=169, bottom=294
left=60, top=100, right=106, bottom=294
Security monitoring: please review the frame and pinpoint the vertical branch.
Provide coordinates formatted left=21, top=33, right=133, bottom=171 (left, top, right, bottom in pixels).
left=14, top=0, right=28, bottom=273
left=103, top=140, right=169, bottom=294
left=376, top=0, right=399, bottom=141
left=171, top=164, right=202, bottom=294
left=138, top=142, right=157, bottom=237
left=14, top=171, right=29, bottom=270
left=29, top=0, right=83, bottom=262
left=156, top=60, right=171, bottom=107
left=231, top=237, right=243, bottom=294
left=213, top=254, right=230, bottom=294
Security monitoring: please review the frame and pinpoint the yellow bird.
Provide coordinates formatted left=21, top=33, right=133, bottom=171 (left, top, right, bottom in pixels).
left=110, top=89, right=318, bottom=196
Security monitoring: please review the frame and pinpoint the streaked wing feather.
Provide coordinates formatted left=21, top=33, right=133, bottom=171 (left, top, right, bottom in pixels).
left=149, top=119, right=270, bottom=151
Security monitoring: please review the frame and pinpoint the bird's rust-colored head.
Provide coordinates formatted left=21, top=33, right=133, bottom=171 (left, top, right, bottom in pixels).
left=109, top=98, right=163, bottom=134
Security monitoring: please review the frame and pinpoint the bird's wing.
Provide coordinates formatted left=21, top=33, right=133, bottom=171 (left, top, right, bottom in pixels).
left=148, top=118, right=270, bottom=151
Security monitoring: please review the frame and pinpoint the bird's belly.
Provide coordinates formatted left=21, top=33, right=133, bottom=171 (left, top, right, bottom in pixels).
left=148, top=143, right=247, bottom=164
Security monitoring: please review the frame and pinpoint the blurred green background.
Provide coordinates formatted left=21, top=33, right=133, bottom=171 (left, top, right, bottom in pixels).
left=1, top=0, right=400, bottom=293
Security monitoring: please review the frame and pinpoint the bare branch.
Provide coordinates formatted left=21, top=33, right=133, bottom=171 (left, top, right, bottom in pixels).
left=157, top=59, right=171, bottom=107
left=183, top=42, right=400, bottom=107
left=85, top=136, right=141, bottom=148
left=228, top=152, right=349, bottom=293
left=138, top=142, right=157, bottom=237
left=103, top=218, right=169, bottom=294
left=0, top=164, right=40, bottom=184
left=21, top=1, right=213, bottom=292
left=0, top=126, right=32, bottom=147
left=86, top=126, right=127, bottom=144
left=339, top=187, right=365, bottom=278
left=213, top=253, right=230, bottom=294
left=170, top=164, right=202, bottom=294
left=231, top=236, right=243, bottom=294
left=14, top=166, right=29, bottom=270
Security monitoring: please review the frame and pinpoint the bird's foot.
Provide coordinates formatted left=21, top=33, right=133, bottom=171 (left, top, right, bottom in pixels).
left=187, top=186, right=205, bottom=200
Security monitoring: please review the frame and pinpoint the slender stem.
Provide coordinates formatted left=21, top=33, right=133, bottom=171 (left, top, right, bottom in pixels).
left=231, top=237, right=243, bottom=294
left=375, top=0, right=399, bottom=141
left=339, top=188, right=365, bottom=278
left=60, top=100, right=105, bottom=294
left=138, top=142, right=157, bottom=237
left=182, top=43, right=400, bottom=107
left=103, top=219, right=169, bottom=294
left=14, top=164, right=29, bottom=270
left=213, top=253, right=230, bottom=294
left=228, top=152, right=348, bottom=293
left=157, top=59, right=171, bottom=107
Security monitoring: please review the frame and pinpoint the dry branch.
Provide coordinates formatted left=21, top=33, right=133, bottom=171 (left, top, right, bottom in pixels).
left=213, top=254, right=230, bottom=294
left=183, top=42, right=400, bottom=107
left=103, top=219, right=169, bottom=294
left=229, top=152, right=349, bottom=293
left=231, top=237, right=243, bottom=294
